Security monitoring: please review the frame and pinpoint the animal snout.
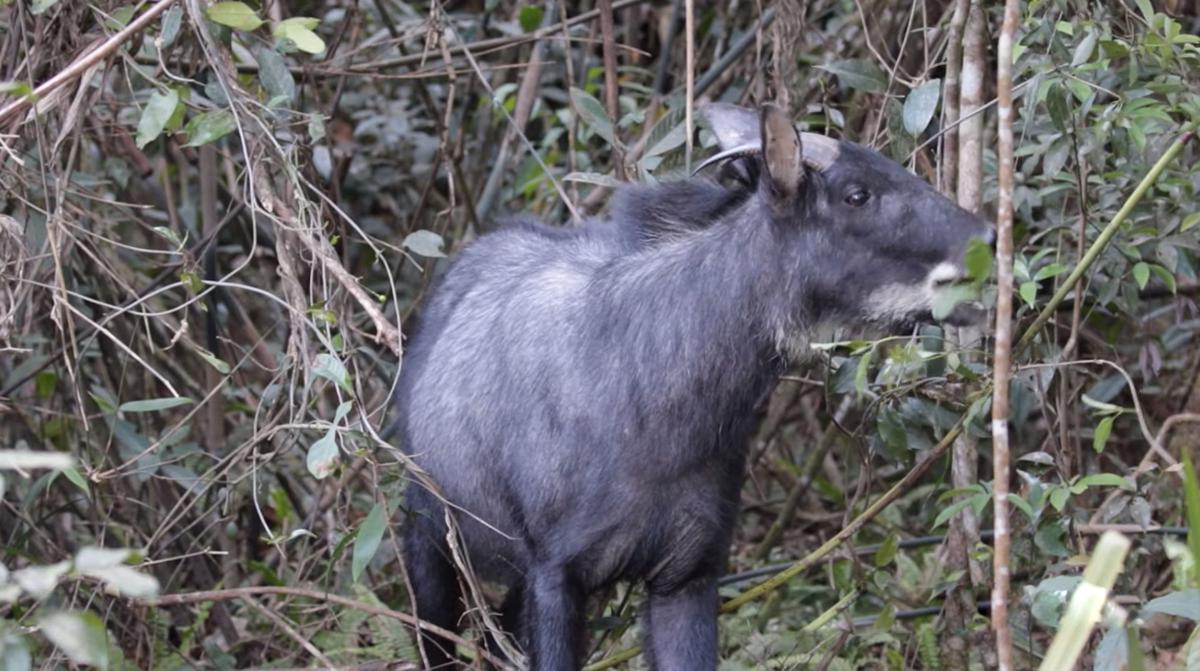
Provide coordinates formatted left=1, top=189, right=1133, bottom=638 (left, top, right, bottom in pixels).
left=928, top=262, right=965, bottom=288
left=980, top=225, right=997, bottom=248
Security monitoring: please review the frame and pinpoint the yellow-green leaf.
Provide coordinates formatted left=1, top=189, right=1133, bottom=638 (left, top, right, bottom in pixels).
left=273, top=17, right=325, bottom=54
left=207, top=2, right=263, bottom=31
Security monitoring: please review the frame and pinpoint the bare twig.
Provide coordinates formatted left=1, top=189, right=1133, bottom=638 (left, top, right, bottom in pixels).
left=991, top=0, right=1020, bottom=668
left=0, top=0, right=178, bottom=126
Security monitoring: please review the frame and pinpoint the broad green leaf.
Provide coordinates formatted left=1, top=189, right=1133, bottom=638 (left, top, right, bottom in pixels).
left=402, top=230, right=446, bottom=258
left=1020, top=281, right=1038, bottom=306
left=352, top=502, right=388, bottom=581
left=902, top=79, right=941, bottom=136
left=40, top=611, right=109, bottom=668
left=1093, top=416, right=1115, bottom=453
left=255, top=47, right=295, bottom=104
left=207, top=2, right=263, bottom=31
left=817, top=59, right=887, bottom=93
left=1143, top=589, right=1200, bottom=621
left=1182, top=213, right=1200, bottom=232
left=1072, top=30, right=1098, bottom=67
left=159, top=5, right=183, bottom=46
left=306, top=428, right=338, bottom=480
left=312, top=353, right=352, bottom=393
left=965, top=238, right=993, bottom=284
left=1133, top=262, right=1150, bottom=290
left=273, top=17, right=325, bottom=54
left=135, top=89, right=179, bottom=148
left=183, top=109, right=236, bottom=147
left=874, top=533, right=899, bottom=568
left=118, top=397, right=194, bottom=413
left=519, top=5, right=544, bottom=32
left=569, top=87, right=618, bottom=147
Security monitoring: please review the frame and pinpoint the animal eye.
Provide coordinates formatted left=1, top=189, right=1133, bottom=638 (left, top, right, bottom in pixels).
left=844, top=189, right=870, bottom=207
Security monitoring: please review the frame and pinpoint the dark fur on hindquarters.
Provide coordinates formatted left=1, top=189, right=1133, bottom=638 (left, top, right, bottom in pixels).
left=396, top=104, right=993, bottom=670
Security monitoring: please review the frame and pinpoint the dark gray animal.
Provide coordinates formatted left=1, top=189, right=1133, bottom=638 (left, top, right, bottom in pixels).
left=395, top=103, right=993, bottom=670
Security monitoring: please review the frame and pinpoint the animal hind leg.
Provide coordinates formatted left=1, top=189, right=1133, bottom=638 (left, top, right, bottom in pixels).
left=643, top=575, right=719, bottom=671
left=403, top=504, right=463, bottom=669
left=523, top=564, right=585, bottom=671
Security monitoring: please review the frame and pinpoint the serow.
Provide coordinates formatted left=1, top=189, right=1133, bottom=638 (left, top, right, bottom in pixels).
left=394, top=103, right=993, bottom=670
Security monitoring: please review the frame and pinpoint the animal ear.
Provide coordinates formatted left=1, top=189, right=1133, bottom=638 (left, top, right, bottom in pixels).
left=760, top=104, right=804, bottom=201
left=700, top=103, right=760, bottom=151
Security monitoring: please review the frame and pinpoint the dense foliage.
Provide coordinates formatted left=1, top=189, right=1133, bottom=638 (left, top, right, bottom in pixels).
left=0, top=0, right=1198, bottom=668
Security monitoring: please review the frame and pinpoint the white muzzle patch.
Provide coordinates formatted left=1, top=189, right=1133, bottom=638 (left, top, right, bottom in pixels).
left=863, top=261, right=963, bottom=324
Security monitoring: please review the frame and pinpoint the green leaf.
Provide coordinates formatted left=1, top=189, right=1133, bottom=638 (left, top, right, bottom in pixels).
left=964, top=238, right=993, bottom=284
left=518, top=5, right=544, bottom=32
left=817, top=59, right=887, bottom=93
left=207, top=2, right=263, bottom=31
left=569, top=87, right=619, bottom=147
left=1133, top=262, right=1150, bottom=290
left=1071, top=30, right=1098, bottom=67
left=874, top=533, right=899, bottom=568
left=273, top=17, right=325, bottom=54
left=306, top=428, right=338, bottom=480
left=40, top=611, right=109, bottom=668
left=63, top=468, right=90, bottom=498
left=255, top=47, right=295, bottom=105
left=352, top=502, right=388, bottom=581
left=933, top=495, right=983, bottom=528
left=1093, top=416, right=1115, bottom=453
left=1033, top=262, right=1068, bottom=282
left=402, top=230, right=446, bottom=258
left=135, top=89, right=179, bottom=148
left=0, top=81, right=34, bottom=99
left=1074, top=472, right=1133, bottom=491
left=1143, top=589, right=1200, bottom=621
left=1134, top=0, right=1154, bottom=22
left=159, top=5, right=183, bottom=46
left=1183, top=454, right=1200, bottom=586
left=196, top=348, right=230, bottom=375
left=1181, top=213, right=1200, bottom=232
left=1049, top=486, right=1070, bottom=511
left=183, top=109, right=236, bottom=147
left=312, top=353, right=352, bottom=393
left=1046, top=83, right=1072, bottom=133
left=902, top=79, right=941, bottom=136
left=30, top=0, right=62, bottom=15
left=1020, top=281, right=1038, bottom=307
left=1006, top=493, right=1033, bottom=521
left=1148, top=264, right=1176, bottom=294
left=118, top=397, right=194, bottom=413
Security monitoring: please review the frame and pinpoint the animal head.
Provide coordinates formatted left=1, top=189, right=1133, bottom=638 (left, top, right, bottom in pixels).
left=699, top=103, right=994, bottom=331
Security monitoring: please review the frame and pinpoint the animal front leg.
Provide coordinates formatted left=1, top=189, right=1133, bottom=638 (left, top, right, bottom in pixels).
left=523, top=565, right=585, bottom=671
left=644, top=576, right=719, bottom=671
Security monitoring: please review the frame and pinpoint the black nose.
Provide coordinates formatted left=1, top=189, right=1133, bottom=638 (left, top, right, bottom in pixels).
left=982, top=226, right=997, bottom=248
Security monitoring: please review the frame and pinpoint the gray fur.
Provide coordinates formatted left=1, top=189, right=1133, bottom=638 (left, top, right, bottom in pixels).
left=396, top=104, right=992, bottom=670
